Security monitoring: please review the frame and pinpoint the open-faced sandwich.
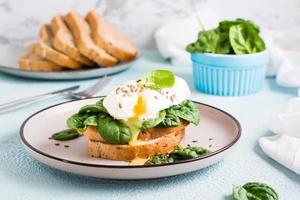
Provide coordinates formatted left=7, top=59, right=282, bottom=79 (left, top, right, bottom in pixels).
left=66, top=70, right=200, bottom=162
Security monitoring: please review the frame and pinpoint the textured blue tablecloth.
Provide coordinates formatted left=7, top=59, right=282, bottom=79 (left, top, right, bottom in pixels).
left=0, top=51, right=299, bottom=200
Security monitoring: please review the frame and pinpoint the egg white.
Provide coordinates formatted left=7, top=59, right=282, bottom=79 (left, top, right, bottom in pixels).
left=103, top=76, right=190, bottom=122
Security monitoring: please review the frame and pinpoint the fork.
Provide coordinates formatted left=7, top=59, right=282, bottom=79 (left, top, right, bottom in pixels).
left=0, top=76, right=112, bottom=114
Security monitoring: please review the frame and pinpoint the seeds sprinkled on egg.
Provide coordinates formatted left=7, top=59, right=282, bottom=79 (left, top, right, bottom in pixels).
left=170, top=95, right=175, bottom=102
left=116, top=87, right=121, bottom=94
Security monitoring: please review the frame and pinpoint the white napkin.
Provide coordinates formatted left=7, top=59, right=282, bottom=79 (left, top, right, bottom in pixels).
left=259, top=134, right=300, bottom=174
left=259, top=97, right=300, bottom=174
left=268, top=27, right=300, bottom=87
left=154, top=9, right=220, bottom=67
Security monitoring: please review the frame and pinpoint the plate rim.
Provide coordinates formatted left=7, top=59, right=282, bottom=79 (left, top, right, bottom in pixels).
left=20, top=97, right=242, bottom=169
left=0, top=51, right=141, bottom=80
left=0, top=52, right=141, bottom=74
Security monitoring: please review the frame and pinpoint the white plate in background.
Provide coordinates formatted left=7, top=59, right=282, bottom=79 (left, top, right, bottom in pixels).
left=0, top=44, right=139, bottom=80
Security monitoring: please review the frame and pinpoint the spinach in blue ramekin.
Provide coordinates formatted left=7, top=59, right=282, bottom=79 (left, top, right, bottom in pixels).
left=187, top=19, right=269, bottom=96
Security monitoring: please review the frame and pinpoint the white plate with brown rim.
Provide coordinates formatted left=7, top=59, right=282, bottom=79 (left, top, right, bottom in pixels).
left=0, top=44, right=140, bottom=80
left=20, top=97, right=241, bottom=180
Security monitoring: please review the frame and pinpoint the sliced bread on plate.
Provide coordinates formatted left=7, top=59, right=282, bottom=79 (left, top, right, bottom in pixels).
left=34, top=24, right=81, bottom=69
left=64, top=11, right=118, bottom=67
left=86, top=11, right=138, bottom=62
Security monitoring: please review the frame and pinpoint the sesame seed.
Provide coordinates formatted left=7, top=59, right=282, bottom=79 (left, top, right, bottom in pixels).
left=192, top=140, right=197, bottom=143
left=118, top=103, right=122, bottom=108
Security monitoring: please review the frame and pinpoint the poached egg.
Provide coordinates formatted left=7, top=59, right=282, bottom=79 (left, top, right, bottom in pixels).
left=103, top=76, right=190, bottom=145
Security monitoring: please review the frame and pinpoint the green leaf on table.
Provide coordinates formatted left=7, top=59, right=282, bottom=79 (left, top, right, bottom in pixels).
left=233, top=186, right=249, bottom=200
left=232, top=182, right=278, bottom=200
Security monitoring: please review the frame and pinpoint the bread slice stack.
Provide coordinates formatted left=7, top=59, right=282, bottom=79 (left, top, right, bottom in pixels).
left=84, top=121, right=189, bottom=161
left=19, top=10, right=138, bottom=72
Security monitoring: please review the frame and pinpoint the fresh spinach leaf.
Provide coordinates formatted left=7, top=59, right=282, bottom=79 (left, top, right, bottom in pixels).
left=78, top=99, right=107, bottom=115
left=186, top=28, right=230, bottom=54
left=219, top=19, right=259, bottom=33
left=233, top=182, right=278, bottom=200
left=186, top=18, right=265, bottom=55
left=145, top=154, right=175, bottom=165
left=160, top=113, right=180, bottom=127
left=95, top=98, right=108, bottom=113
left=233, top=186, right=249, bottom=200
left=140, top=70, right=175, bottom=90
left=83, top=115, right=98, bottom=126
left=159, top=100, right=199, bottom=127
left=166, top=100, right=200, bottom=125
left=52, top=129, right=80, bottom=141
left=97, top=114, right=132, bottom=144
left=145, top=146, right=210, bottom=165
left=229, top=24, right=265, bottom=54
left=171, top=146, right=210, bottom=159
left=67, top=98, right=107, bottom=132
left=141, top=110, right=166, bottom=131
left=67, top=113, right=88, bottom=131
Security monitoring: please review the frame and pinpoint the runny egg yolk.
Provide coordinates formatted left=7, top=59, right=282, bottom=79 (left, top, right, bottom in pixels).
left=129, top=95, right=147, bottom=122
left=128, top=95, right=146, bottom=145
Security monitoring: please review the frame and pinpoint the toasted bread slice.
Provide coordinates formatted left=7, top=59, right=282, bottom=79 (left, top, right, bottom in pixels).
left=50, top=16, right=94, bottom=66
left=85, top=121, right=188, bottom=161
left=34, top=24, right=81, bottom=69
left=64, top=11, right=118, bottom=67
left=19, top=44, right=63, bottom=72
left=86, top=11, right=138, bottom=62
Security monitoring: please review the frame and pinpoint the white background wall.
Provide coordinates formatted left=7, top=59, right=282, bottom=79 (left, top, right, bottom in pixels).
left=0, top=0, right=299, bottom=48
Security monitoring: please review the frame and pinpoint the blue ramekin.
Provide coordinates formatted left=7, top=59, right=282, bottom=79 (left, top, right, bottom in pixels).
left=191, top=50, right=269, bottom=96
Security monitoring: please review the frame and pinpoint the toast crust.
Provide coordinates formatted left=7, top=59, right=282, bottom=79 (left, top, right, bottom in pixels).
left=86, top=11, right=138, bottom=61
left=34, top=24, right=81, bottom=69
left=19, top=44, right=63, bottom=72
left=85, top=122, right=188, bottom=161
left=50, top=16, right=94, bottom=66
left=64, top=11, right=118, bottom=67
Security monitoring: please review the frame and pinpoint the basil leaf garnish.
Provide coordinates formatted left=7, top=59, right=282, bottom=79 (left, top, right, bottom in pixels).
left=140, top=70, right=175, bottom=90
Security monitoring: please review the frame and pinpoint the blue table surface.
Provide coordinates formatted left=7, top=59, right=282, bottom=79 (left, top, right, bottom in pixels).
left=0, top=51, right=299, bottom=200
